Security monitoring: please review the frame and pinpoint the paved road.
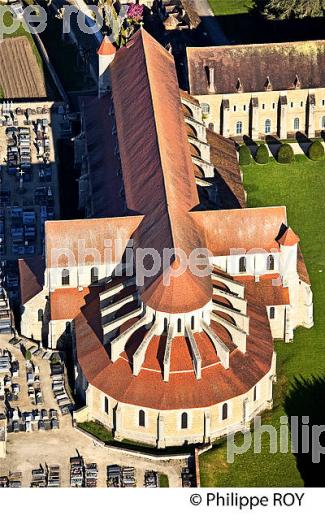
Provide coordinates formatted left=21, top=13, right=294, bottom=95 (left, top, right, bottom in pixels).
left=191, top=0, right=228, bottom=45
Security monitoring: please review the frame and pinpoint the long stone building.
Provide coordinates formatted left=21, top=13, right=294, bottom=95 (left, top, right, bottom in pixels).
left=19, top=29, right=313, bottom=447
left=187, top=40, right=325, bottom=140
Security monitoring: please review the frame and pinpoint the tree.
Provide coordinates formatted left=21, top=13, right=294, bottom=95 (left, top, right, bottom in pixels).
left=277, top=143, right=294, bottom=163
left=308, top=140, right=324, bottom=160
left=255, top=143, right=269, bottom=164
left=262, top=0, right=325, bottom=19
left=238, top=144, right=252, bottom=165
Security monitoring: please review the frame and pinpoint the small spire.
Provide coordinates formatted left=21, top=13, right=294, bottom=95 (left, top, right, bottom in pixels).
left=264, top=76, right=272, bottom=91
left=97, top=35, right=116, bottom=56
left=236, top=77, right=243, bottom=93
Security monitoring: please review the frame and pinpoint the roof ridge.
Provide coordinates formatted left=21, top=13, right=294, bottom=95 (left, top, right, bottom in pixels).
left=187, top=39, right=325, bottom=53
left=140, top=29, right=177, bottom=253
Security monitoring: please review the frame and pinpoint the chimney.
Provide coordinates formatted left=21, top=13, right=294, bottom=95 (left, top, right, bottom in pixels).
left=97, top=35, right=116, bottom=98
left=207, top=66, right=215, bottom=93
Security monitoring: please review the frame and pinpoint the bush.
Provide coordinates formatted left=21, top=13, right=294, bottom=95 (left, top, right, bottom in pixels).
left=277, top=143, right=294, bottom=163
left=255, top=144, right=269, bottom=164
left=308, top=140, right=324, bottom=161
left=238, top=144, right=251, bottom=165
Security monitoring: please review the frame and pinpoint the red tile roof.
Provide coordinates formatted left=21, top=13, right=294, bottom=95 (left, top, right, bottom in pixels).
left=277, top=226, right=300, bottom=246
left=187, top=40, right=325, bottom=95
left=97, top=35, right=116, bottom=56
left=193, top=206, right=287, bottom=256
left=234, top=275, right=290, bottom=306
left=50, top=287, right=99, bottom=321
left=19, top=256, right=44, bottom=305
left=110, top=28, right=212, bottom=313
left=45, top=216, right=143, bottom=268
left=74, top=273, right=274, bottom=409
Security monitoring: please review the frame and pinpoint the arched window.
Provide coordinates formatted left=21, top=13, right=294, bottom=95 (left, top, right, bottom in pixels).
left=90, top=266, right=99, bottom=284
left=38, top=309, right=43, bottom=322
left=235, top=121, right=243, bottom=135
left=269, top=307, right=275, bottom=319
left=222, top=403, right=228, bottom=421
left=191, top=316, right=195, bottom=330
left=177, top=318, right=182, bottom=333
left=104, top=396, right=109, bottom=414
left=139, top=409, right=145, bottom=427
left=239, top=256, right=246, bottom=273
left=267, top=254, right=275, bottom=271
left=181, top=412, right=188, bottom=429
left=61, top=268, right=69, bottom=286
left=321, top=116, right=325, bottom=129
left=294, top=117, right=300, bottom=131
left=208, top=122, right=214, bottom=131
left=265, top=119, right=271, bottom=134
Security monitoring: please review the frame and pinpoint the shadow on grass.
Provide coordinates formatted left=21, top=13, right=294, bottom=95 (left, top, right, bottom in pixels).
left=284, top=375, right=325, bottom=486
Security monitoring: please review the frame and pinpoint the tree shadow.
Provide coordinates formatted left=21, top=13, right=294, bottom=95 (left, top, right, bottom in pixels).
left=284, top=375, right=325, bottom=486
left=207, top=4, right=325, bottom=45
left=296, top=131, right=312, bottom=155
left=265, top=135, right=281, bottom=159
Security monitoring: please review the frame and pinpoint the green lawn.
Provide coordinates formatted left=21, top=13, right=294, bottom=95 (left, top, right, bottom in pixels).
left=207, top=0, right=325, bottom=43
left=200, top=155, right=325, bottom=487
left=209, top=0, right=254, bottom=15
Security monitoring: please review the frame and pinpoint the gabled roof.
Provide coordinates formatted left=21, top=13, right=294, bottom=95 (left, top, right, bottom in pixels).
left=110, top=28, right=212, bottom=312
left=187, top=40, right=325, bottom=95
left=18, top=256, right=45, bottom=305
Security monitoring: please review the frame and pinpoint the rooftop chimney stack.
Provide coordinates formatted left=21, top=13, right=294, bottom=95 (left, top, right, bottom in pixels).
left=97, top=35, right=116, bottom=98
left=208, top=66, right=215, bottom=93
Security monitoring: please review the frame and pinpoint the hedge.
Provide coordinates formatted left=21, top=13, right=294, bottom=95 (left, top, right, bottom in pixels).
left=238, top=144, right=251, bottom=165
left=308, top=140, right=324, bottom=161
left=277, top=143, right=294, bottom=163
left=255, top=144, right=269, bottom=164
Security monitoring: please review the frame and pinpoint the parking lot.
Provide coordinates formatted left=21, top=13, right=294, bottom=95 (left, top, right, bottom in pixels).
left=0, top=335, right=188, bottom=487
left=0, top=100, right=67, bottom=297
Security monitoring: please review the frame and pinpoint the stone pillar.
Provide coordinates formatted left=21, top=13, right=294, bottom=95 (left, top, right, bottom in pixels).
left=307, top=93, right=316, bottom=138
left=114, top=404, right=123, bottom=441
left=243, top=397, right=250, bottom=430
left=204, top=411, right=211, bottom=444
left=279, top=95, right=288, bottom=139
left=157, top=413, right=166, bottom=449
left=251, top=97, right=259, bottom=140
left=222, top=99, right=230, bottom=137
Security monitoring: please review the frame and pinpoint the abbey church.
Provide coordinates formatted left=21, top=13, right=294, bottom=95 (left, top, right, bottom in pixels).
left=18, top=30, right=313, bottom=448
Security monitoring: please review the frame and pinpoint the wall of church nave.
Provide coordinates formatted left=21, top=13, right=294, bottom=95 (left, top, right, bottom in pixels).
left=212, top=252, right=280, bottom=278
left=46, top=262, right=119, bottom=291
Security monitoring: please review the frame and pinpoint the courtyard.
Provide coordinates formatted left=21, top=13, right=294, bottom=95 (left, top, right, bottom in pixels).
left=200, top=154, right=325, bottom=487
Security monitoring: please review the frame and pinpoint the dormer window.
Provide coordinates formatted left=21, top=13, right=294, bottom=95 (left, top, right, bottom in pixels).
left=61, top=269, right=70, bottom=286
left=264, top=76, right=272, bottom=91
